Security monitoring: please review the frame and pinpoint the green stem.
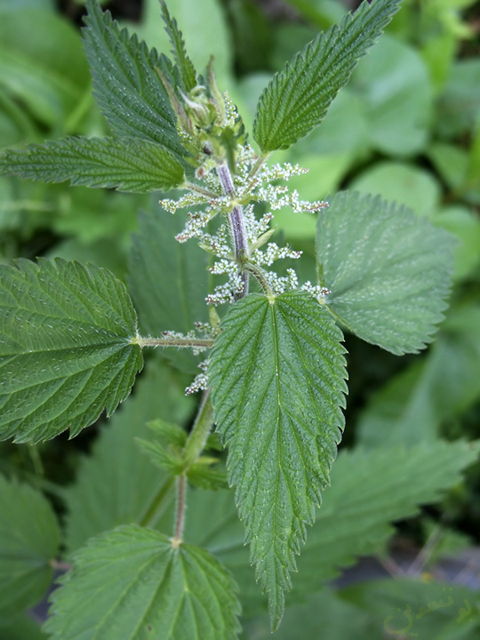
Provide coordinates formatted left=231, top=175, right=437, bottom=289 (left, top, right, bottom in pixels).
left=245, top=263, right=273, bottom=296
left=173, top=474, right=187, bottom=543
left=138, top=476, right=176, bottom=528
left=183, top=390, right=214, bottom=467
left=132, top=336, right=214, bottom=349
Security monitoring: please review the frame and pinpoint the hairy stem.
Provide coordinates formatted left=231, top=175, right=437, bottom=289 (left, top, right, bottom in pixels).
left=216, top=162, right=249, bottom=298
left=133, top=336, right=214, bottom=349
left=246, top=263, right=273, bottom=296
left=172, top=391, right=214, bottom=543
left=173, top=474, right=187, bottom=543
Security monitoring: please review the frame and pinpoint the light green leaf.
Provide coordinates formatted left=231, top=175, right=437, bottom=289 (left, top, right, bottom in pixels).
left=317, top=191, right=455, bottom=355
left=351, top=35, right=433, bottom=156
left=436, top=206, right=480, bottom=280
left=45, top=525, right=241, bottom=640
left=0, top=137, right=185, bottom=193
left=0, top=475, right=60, bottom=618
left=253, top=0, right=401, bottom=152
left=195, top=441, right=478, bottom=616
left=0, top=258, right=143, bottom=443
left=128, top=204, right=210, bottom=374
left=128, top=0, right=232, bottom=86
left=82, top=0, right=186, bottom=161
left=64, top=357, right=193, bottom=553
left=0, top=9, right=90, bottom=127
left=349, top=161, right=441, bottom=218
left=159, top=0, right=197, bottom=92
left=209, top=292, right=347, bottom=629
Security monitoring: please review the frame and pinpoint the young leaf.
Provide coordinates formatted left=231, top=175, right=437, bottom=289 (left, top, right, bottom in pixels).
left=0, top=137, right=185, bottom=193
left=0, top=475, right=60, bottom=618
left=64, top=357, right=193, bottom=553
left=82, top=0, right=186, bottom=161
left=45, top=525, right=241, bottom=640
left=128, top=205, right=210, bottom=374
left=253, top=0, right=401, bottom=152
left=0, top=258, right=143, bottom=444
left=209, top=291, right=347, bottom=629
left=159, top=0, right=197, bottom=92
left=317, top=191, right=455, bottom=355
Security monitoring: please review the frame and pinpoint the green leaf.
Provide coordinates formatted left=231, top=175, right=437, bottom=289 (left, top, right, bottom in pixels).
left=292, top=440, right=479, bottom=597
left=0, top=8, right=90, bottom=127
left=209, top=291, right=347, bottom=629
left=341, top=579, right=480, bottom=640
left=244, top=588, right=382, bottom=640
left=0, top=137, right=185, bottom=193
left=0, top=614, right=48, bottom=640
left=45, top=525, right=241, bottom=640
left=253, top=0, right=401, bottom=152
left=317, top=191, right=455, bottom=355
left=349, top=161, right=441, bottom=218
left=128, top=0, right=232, bottom=86
left=64, top=357, right=193, bottom=553
left=351, top=35, right=433, bottom=156
left=196, top=441, right=478, bottom=616
left=357, top=304, right=480, bottom=446
left=159, top=0, right=197, bottom=92
left=0, top=258, right=143, bottom=443
left=128, top=204, right=210, bottom=374
left=82, top=0, right=186, bottom=161
left=0, top=475, right=60, bottom=618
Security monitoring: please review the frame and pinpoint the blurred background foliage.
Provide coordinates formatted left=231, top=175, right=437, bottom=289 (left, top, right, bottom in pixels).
left=0, top=0, right=480, bottom=637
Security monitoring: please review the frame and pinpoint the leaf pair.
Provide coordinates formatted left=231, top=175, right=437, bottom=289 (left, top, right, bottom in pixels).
left=0, top=0, right=196, bottom=192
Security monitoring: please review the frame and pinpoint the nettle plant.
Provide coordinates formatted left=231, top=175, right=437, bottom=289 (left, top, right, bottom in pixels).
left=0, top=0, right=457, bottom=636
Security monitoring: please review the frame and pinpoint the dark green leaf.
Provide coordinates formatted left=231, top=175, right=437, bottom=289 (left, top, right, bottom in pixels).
left=317, top=191, right=455, bottom=355
left=209, top=292, right=347, bottom=629
left=253, top=0, right=401, bottom=151
left=128, top=205, right=210, bottom=374
left=185, top=441, right=479, bottom=616
left=0, top=475, right=60, bottom=618
left=0, top=137, right=185, bottom=193
left=159, top=0, right=197, bottom=92
left=82, top=0, right=186, bottom=161
left=45, top=525, right=241, bottom=640
left=0, top=258, right=143, bottom=443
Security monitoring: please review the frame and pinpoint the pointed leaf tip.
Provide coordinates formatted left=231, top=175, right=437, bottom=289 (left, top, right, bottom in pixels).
left=253, top=0, right=402, bottom=151
left=209, top=291, right=347, bottom=627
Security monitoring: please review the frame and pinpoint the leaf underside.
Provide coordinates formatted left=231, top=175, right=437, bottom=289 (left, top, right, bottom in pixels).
left=253, top=0, right=402, bottom=151
left=209, top=292, right=347, bottom=629
left=317, top=191, right=456, bottom=355
left=0, top=137, right=185, bottom=193
left=44, top=525, right=241, bottom=640
left=0, top=258, right=143, bottom=444
left=0, top=475, right=60, bottom=618
left=82, top=0, right=186, bottom=162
